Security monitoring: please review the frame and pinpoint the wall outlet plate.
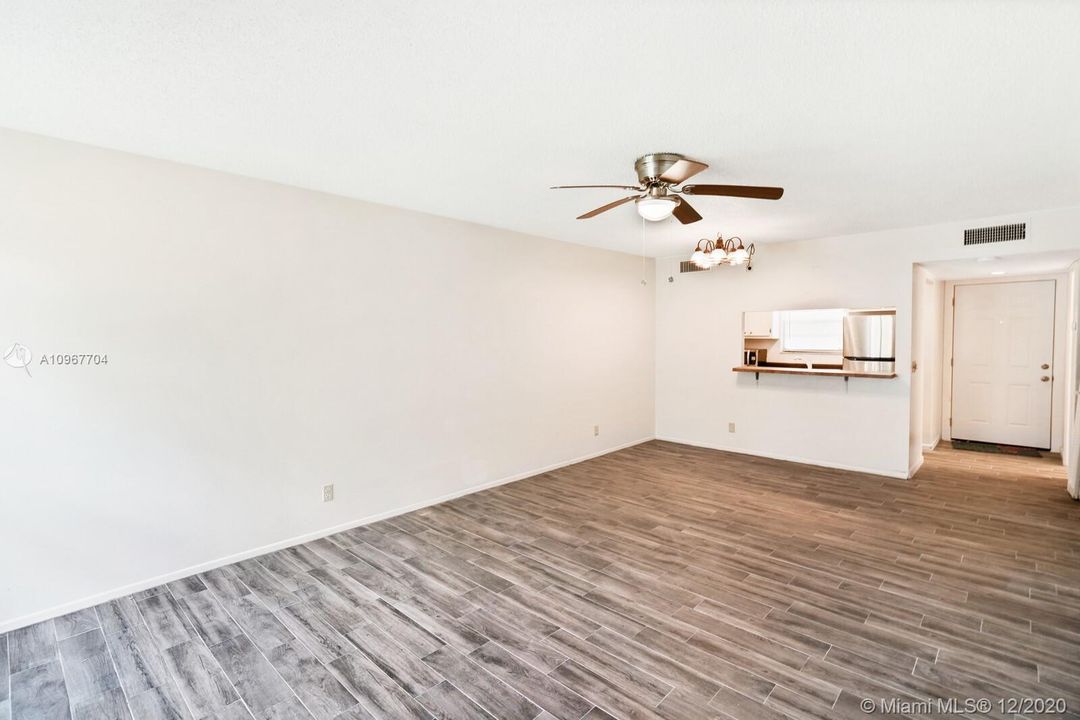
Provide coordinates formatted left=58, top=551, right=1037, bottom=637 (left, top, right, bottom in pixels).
left=728, top=422, right=736, bottom=433
left=323, top=484, right=334, bottom=502
left=593, top=425, right=600, bottom=437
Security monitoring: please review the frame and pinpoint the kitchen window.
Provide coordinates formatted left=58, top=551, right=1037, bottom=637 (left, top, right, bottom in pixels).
left=779, top=308, right=845, bottom=353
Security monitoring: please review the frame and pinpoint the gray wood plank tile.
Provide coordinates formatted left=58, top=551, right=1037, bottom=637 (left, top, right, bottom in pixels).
left=363, top=602, right=443, bottom=659
left=257, top=554, right=318, bottom=594
left=304, top=569, right=378, bottom=607
left=59, top=629, right=109, bottom=663
left=304, top=541, right=359, bottom=571
left=1, top=633, right=9, bottom=703
left=293, top=585, right=368, bottom=637
left=55, top=610, right=102, bottom=641
left=231, top=562, right=300, bottom=610
left=383, top=598, right=486, bottom=655
left=415, top=681, right=495, bottom=720
left=326, top=652, right=432, bottom=720
left=198, top=570, right=250, bottom=602
left=208, top=634, right=292, bottom=714
left=179, top=592, right=243, bottom=647
left=131, top=588, right=169, bottom=603
left=8, top=622, right=57, bottom=674
left=579, top=710, right=615, bottom=720
left=138, top=595, right=195, bottom=652
left=206, top=702, right=253, bottom=720
left=61, top=643, right=121, bottom=704
left=338, top=565, right=412, bottom=604
left=540, top=630, right=672, bottom=707
left=280, top=547, right=329, bottom=573
left=260, top=696, right=312, bottom=720
left=266, top=640, right=356, bottom=720
left=585, top=627, right=722, bottom=701
left=72, top=687, right=132, bottom=720
left=99, top=619, right=174, bottom=701
left=9, top=443, right=1080, bottom=720
left=548, top=661, right=665, bottom=720
left=329, top=706, right=375, bottom=720
left=163, top=640, right=238, bottom=717
left=457, top=611, right=564, bottom=674
left=96, top=599, right=144, bottom=639
left=420, top=645, right=539, bottom=720
left=217, top=597, right=294, bottom=655
left=277, top=604, right=353, bottom=665
left=10, top=661, right=71, bottom=720
left=165, top=578, right=207, bottom=600
left=466, top=642, right=589, bottom=720
left=344, top=625, right=441, bottom=696
left=125, top=686, right=190, bottom=720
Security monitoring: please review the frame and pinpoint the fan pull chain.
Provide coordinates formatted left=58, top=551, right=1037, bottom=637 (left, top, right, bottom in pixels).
left=640, top=214, right=647, bottom=286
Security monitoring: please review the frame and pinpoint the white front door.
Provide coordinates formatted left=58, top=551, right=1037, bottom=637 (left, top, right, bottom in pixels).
left=952, top=280, right=1055, bottom=448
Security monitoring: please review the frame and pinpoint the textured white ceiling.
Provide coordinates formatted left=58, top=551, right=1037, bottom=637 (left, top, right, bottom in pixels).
left=1, top=1, right=1078, bottom=256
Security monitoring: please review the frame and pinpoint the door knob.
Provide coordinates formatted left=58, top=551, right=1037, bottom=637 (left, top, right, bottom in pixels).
left=1041, top=363, right=1050, bottom=369
left=1041, top=376, right=1051, bottom=382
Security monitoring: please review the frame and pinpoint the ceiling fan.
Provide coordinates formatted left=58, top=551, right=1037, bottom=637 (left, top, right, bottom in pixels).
left=551, top=152, right=783, bottom=224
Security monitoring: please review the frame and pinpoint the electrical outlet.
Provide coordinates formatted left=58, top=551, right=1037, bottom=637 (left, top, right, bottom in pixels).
left=728, top=422, right=736, bottom=433
left=593, top=424, right=600, bottom=437
left=322, top=484, right=334, bottom=502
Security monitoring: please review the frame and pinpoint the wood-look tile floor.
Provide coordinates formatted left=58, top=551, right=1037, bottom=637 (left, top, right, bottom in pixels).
left=3, top=441, right=1079, bottom=720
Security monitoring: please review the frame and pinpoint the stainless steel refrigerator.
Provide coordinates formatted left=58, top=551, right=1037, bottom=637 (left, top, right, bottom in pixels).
left=843, top=309, right=896, bottom=373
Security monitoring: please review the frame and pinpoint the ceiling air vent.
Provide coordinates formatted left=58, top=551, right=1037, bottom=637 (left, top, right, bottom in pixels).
left=963, top=223, right=1026, bottom=246
left=679, top=260, right=710, bottom=273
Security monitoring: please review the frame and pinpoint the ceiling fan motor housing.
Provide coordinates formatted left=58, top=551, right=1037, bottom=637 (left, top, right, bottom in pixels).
left=635, top=153, right=685, bottom=185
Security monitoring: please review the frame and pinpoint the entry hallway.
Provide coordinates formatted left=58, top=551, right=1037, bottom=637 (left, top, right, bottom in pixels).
left=3, top=442, right=1078, bottom=720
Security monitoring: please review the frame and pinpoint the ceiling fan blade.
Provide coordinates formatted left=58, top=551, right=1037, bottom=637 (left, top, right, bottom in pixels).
left=551, top=184, right=644, bottom=190
left=576, top=195, right=641, bottom=219
left=672, top=197, right=702, bottom=224
left=681, top=184, right=784, bottom=200
left=659, top=159, right=708, bottom=185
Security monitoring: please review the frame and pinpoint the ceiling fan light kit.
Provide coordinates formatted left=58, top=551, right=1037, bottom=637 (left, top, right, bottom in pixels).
left=550, top=152, right=777, bottom=272
left=635, top=195, right=678, bottom=221
left=551, top=152, right=783, bottom=225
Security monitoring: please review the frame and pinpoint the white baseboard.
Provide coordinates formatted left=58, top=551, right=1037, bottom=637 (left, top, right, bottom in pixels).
left=908, top=455, right=925, bottom=479
left=922, top=438, right=940, bottom=452
left=0, top=436, right=654, bottom=634
left=655, top=436, right=909, bottom=479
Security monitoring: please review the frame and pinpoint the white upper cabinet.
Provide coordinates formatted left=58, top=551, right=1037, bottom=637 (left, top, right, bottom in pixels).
left=743, top=310, right=778, bottom=338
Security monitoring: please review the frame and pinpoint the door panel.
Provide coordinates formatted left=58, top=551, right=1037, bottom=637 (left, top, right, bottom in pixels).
left=952, top=280, right=1055, bottom=448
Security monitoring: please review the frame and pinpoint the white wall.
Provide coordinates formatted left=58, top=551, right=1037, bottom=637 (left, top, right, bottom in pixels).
left=1067, top=261, right=1080, bottom=498
left=909, top=266, right=928, bottom=475
left=920, top=275, right=945, bottom=450
left=0, top=130, right=656, bottom=630
left=656, top=205, right=1080, bottom=478
left=908, top=265, right=944, bottom=468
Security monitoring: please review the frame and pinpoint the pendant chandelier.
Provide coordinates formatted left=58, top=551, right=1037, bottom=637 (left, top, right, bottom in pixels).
left=689, top=234, right=755, bottom=271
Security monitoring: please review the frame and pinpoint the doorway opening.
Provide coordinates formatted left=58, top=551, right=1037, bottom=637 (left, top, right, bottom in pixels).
left=910, top=250, right=1080, bottom=499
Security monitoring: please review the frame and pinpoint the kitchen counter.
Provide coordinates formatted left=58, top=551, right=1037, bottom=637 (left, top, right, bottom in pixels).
left=732, top=365, right=897, bottom=379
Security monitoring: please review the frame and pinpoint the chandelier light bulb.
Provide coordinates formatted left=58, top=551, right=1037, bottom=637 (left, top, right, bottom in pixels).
left=687, top=234, right=754, bottom=271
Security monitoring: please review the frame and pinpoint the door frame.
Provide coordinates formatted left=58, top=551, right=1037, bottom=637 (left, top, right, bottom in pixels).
left=941, top=273, right=1067, bottom=451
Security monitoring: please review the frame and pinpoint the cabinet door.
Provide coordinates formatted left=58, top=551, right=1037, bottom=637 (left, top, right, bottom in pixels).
left=743, top=311, right=776, bottom=337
